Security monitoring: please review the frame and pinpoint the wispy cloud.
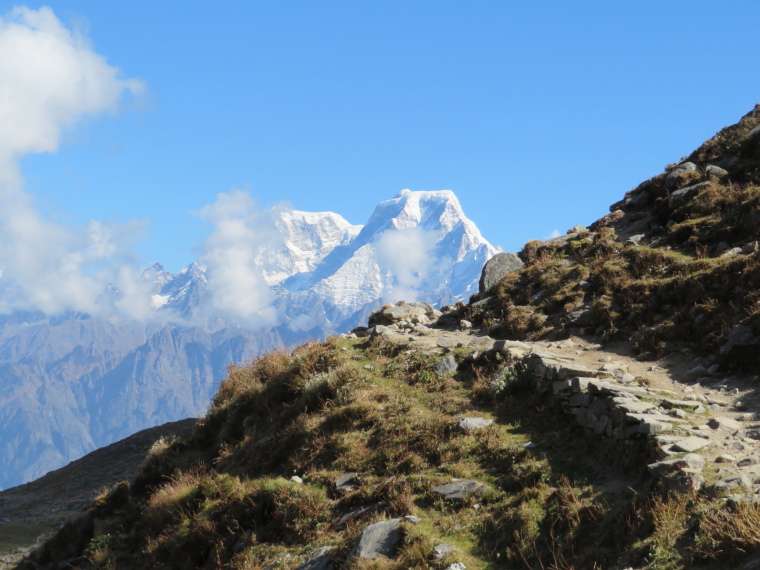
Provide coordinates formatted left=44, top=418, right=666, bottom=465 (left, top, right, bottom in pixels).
left=375, top=226, right=439, bottom=303
left=194, top=190, right=280, bottom=327
left=0, top=6, right=149, bottom=318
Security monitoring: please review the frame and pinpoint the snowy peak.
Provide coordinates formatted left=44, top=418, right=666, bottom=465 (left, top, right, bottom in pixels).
left=259, top=208, right=362, bottom=285
left=142, top=190, right=498, bottom=325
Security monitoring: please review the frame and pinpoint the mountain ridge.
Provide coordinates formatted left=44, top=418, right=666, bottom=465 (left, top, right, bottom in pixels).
left=0, top=189, right=498, bottom=490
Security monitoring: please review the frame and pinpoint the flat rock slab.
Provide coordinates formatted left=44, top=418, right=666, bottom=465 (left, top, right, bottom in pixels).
left=586, top=380, right=650, bottom=396
left=432, top=480, right=485, bottom=501
left=557, top=363, right=600, bottom=380
left=458, top=417, right=494, bottom=433
left=672, top=436, right=711, bottom=453
left=660, top=399, right=703, bottom=412
left=708, top=417, right=744, bottom=432
left=297, top=547, right=334, bottom=570
left=349, top=518, right=401, bottom=560
left=615, top=399, right=656, bottom=414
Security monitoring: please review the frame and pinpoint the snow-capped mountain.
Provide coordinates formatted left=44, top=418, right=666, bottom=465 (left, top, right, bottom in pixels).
left=0, top=190, right=498, bottom=490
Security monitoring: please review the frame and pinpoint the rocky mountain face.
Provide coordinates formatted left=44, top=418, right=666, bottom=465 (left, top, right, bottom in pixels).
left=0, top=190, right=498, bottom=490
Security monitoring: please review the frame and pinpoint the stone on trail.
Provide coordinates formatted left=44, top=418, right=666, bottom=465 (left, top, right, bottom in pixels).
left=349, top=519, right=401, bottom=560
left=672, top=436, right=711, bottom=453
left=708, top=417, right=744, bottom=433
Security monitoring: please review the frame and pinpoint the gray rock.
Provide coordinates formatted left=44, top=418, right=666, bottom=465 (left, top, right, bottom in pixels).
left=713, top=475, right=753, bottom=492
left=706, top=164, right=728, bottom=178
left=373, top=305, right=428, bottom=325
left=458, top=417, right=494, bottom=433
left=432, top=480, right=485, bottom=501
left=708, top=417, right=744, bottom=434
left=716, top=454, right=737, bottom=464
left=721, top=324, right=757, bottom=354
left=370, top=325, right=390, bottom=336
left=335, top=472, right=358, bottom=491
left=627, top=234, right=646, bottom=246
left=458, top=319, right=472, bottom=331
left=665, top=162, right=699, bottom=187
left=349, top=519, right=401, bottom=560
left=479, top=252, right=524, bottom=294
left=297, top=547, right=334, bottom=570
left=336, top=502, right=386, bottom=531
left=433, top=543, right=457, bottom=560
left=568, top=309, right=594, bottom=326
left=669, top=181, right=712, bottom=206
left=683, top=365, right=708, bottom=381
left=625, top=191, right=650, bottom=209
left=444, top=564, right=467, bottom=570
left=737, top=454, right=760, bottom=467
left=404, top=515, right=420, bottom=524
left=672, top=436, right=710, bottom=453
left=435, top=354, right=459, bottom=376
left=721, top=247, right=743, bottom=258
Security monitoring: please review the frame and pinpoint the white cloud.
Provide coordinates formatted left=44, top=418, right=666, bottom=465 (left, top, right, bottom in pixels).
left=0, top=6, right=150, bottom=318
left=375, top=226, right=439, bottom=302
left=542, top=229, right=561, bottom=240
left=194, top=190, right=279, bottom=327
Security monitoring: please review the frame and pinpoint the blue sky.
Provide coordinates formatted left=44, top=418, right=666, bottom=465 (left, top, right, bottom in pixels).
left=9, top=1, right=760, bottom=273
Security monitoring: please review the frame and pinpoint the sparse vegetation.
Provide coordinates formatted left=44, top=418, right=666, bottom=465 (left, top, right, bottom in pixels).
left=19, top=106, right=760, bottom=570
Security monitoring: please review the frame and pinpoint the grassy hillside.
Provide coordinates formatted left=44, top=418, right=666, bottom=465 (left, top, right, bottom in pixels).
left=16, top=106, right=760, bottom=569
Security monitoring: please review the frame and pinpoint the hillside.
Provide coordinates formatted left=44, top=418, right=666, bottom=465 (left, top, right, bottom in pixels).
left=12, top=106, right=760, bottom=569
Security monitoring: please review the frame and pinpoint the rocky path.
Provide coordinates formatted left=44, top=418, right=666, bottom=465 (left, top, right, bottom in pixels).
left=358, top=302, right=760, bottom=501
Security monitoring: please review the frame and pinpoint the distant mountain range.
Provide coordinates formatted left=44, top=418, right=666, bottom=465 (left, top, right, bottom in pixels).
left=0, top=190, right=499, bottom=489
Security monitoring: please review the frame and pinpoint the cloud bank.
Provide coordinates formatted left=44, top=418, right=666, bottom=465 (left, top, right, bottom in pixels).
left=195, top=190, right=280, bottom=327
left=0, top=6, right=149, bottom=318
left=375, top=226, right=439, bottom=302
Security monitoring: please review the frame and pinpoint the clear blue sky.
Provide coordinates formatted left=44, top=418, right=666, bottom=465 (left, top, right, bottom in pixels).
left=11, top=1, right=760, bottom=272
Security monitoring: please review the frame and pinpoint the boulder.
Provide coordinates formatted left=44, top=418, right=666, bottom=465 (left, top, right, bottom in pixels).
left=479, top=252, right=524, bottom=294
left=720, top=324, right=757, bottom=354
left=435, top=355, right=459, bottom=376
left=348, top=519, right=401, bottom=560
left=668, top=181, right=712, bottom=206
left=665, top=162, right=699, bottom=187
left=706, top=164, right=729, bottom=178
